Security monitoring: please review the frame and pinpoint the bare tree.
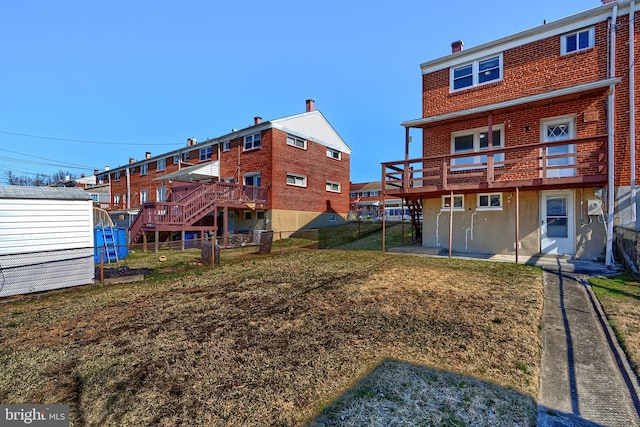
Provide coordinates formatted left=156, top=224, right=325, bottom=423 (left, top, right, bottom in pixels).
left=5, top=170, right=75, bottom=186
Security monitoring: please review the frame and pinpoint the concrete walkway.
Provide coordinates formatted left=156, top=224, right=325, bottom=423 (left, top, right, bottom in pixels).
left=389, top=248, right=640, bottom=426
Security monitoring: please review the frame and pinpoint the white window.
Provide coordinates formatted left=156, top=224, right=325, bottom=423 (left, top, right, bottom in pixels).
left=542, top=116, right=576, bottom=178
left=140, top=164, right=148, bottom=175
left=200, top=146, right=213, bottom=160
left=244, top=173, right=261, bottom=187
left=451, top=54, right=502, bottom=91
left=244, top=133, right=261, bottom=151
left=223, top=141, right=230, bottom=152
left=114, top=171, right=121, bottom=181
left=90, top=193, right=99, bottom=203
left=287, top=173, right=307, bottom=187
left=157, top=187, right=167, bottom=202
left=477, top=193, right=502, bottom=210
left=326, top=181, right=341, bottom=192
left=327, top=148, right=341, bottom=160
left=173, top=154, right=180, bottom=164
left=442, top=194, right=464, bottom=211
left=140, top=189, right=148, bottom=204
left=350, top=192, right=357, bottom=198
left=451, top=125, right=504, bottom=168
left=561, top=27, right=594, bottom=55
left=287, top=135, right=306, bottom=149
left=157, top=159, right=166, bottom=172
left=183, top=152, right=190, bottom=161
left=114, top=194, right=121, bottom=205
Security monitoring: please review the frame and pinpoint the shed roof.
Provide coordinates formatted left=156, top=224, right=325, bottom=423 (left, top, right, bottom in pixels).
left=0, top=185, right=93, bottom=201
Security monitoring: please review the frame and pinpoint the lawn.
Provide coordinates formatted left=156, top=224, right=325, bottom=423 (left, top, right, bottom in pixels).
left=589, top=273, right=640, bottom=377
left=0, top=234, right=543, bottom=426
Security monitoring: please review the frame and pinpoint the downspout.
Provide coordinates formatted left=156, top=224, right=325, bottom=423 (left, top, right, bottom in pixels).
left=606, top=3, right=618, bottom=267
left=630, top=0, right=637, bottom=224
left=126, top=166, right=131, bottom=210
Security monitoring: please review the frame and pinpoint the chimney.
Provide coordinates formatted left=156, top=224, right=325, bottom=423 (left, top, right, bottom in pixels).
left=145, top=151, right=151, bottom=159
left=94, top=169, right=99, bottom=176
left=254, top=116, right=262, bottom=125
left=129, top=157, right=135, bottom=164
left=602, top=0, right=618, bottom=3
left=451, top=40, right=464, bottom=53
left=81, top=173, right=85, bottom=178
left=105, top=166, right=110, bottom=171
left=306, top=99, right=315, bottom=112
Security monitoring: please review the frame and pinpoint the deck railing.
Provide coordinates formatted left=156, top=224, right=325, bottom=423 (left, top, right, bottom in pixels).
left=383, top=135, right=607, bottom=195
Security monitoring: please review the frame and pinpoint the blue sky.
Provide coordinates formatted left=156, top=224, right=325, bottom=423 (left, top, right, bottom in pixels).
left=0, top=1, right=597, bottom=184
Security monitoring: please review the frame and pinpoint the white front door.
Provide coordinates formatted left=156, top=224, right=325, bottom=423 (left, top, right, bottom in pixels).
left=540, top=191, right=574, bottom=255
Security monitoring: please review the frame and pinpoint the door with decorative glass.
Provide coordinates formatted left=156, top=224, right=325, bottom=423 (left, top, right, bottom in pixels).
left=542, top=117, right=575, bottom=178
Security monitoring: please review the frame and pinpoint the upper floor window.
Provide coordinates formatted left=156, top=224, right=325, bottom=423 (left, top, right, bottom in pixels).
left=350, top=192, right=357, bottom=198
left=561, top=27, right=594, bottom=55
left=244, top=133, right=261, bottom=151
left=326, top=181, right=341, bottom=193
left=451, top=54, right=502, bottom=92
left=451, top=125, right=504, bottom=168
left=200, top=146, right=213, bottom=160
left=140, top=189, right=148, bottom=204
left=327, top=148, right=341, bottom=160
left=140, top=164, right=148, bottom=175
left=114, top=194, right=121, bottom=205
left=223, top=141, right=230, bottom=152
left=287, top=135, right=306, bottom=149
left=157, top=187, right=167, bottom=202
left=157, top=159, right=166, bottom=172
left=286, top=173, right=307, bottom=187
left=173, top=154, right=180, bottom=164
left=183, top=152, right=190, bottom=162
left=114, top=171, right=121, bottom=181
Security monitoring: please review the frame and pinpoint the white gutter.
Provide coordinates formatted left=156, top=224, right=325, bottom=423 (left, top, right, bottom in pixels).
left=606, top=4, right=618, bottom=267
left=630, top=0, right=637, bottom=224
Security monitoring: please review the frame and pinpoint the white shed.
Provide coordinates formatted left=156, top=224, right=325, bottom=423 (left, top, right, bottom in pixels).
left=0, top=186, right=95, bottom=297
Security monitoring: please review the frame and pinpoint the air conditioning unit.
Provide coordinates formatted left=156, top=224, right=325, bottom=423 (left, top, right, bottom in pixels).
left=587, top=199, right=603, bottom=216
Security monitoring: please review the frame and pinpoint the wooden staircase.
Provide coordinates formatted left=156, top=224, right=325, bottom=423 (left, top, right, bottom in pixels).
left=129, top=182, right=268, bottom=244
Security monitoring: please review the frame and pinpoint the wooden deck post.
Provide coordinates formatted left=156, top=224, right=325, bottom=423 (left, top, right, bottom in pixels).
left=154, top=231, right=159, bottom=253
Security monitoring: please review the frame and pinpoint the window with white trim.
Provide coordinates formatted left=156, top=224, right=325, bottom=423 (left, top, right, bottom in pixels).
left=140, top=163, right=148, bottom=175
left=286, top=173, right=307, bottom=187
left=561, top=27, right=594, bottom=55
left=244, top=133, right=261, bottom=151
left=442, top=194, right=464, bottom=210
left=451, top=125, right=504, bottom=168
left=90, top=193, right=99, bottom=203
left=173, top=154, right=180, bottom=164
left=200, top=146, right=212, bottom=160
left=183, top=152, right=190, bottom=162
left=157, top=159, right=166, bottom=172
left=326, top=181, right=341, bottom=193
left=114, top=194, right=121, bottom=206
left=477, top=193, right=502, bottom=209
left=140, top=189, right=148, bottom=204
left=327, top=148, right=341, bottom=160
left=157, top=187, right=167, bottom=202
left=542, top=116, right=576, bottom=178
left=223, top=141, right=230, bottom=152
left=287, top=135, right=306, bottom=149
left=114, top=171, right=121, bottom=181
left=451, top=54, right=502, bottom=91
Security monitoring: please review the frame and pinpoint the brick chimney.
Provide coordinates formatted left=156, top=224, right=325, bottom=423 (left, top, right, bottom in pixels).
left=145, top=152, right=151, bottom=159
left=94, top=169, right=99, bottom=175
left=254, top=116, right=262, bottom=125
left=306, top=99, right=315, bottom=112
left=129, top=157, right=135, bottom=164
left=451, top=40, right=464, bottom=53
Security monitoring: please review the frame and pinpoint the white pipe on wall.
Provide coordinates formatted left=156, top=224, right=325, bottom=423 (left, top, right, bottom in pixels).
left=630, top=0, right=637, bottom=224
left=606, top=4, right=618, bottom=267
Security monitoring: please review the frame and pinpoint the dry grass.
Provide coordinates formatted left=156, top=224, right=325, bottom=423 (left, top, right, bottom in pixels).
left=590, top=273, right=640, bottom=376
left=0, top=248, right=543, bottom=426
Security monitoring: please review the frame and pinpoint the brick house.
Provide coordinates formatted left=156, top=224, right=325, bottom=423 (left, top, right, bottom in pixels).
left=350, top=182, right=402, bottom=220
left=97, top=100, right=351, bottom=245
left=383, top=0, right=638, bottom=265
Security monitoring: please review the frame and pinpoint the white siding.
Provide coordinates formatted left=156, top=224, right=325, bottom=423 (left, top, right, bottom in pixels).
left=0, top=189, right=95, bottom=297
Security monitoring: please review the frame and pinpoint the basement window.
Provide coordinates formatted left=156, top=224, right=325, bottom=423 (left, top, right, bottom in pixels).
left=477, top=193, right=502, bottom=210
left=442, top=194, right=464, bottom=211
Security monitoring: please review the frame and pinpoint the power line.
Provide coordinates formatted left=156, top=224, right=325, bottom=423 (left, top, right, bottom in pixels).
left=0, top=130, right=181, bottom=146
left=0, top=148, right=96, bottom=170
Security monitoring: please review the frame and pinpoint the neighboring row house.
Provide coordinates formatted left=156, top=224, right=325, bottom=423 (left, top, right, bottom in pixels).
left=349, top=182, right=402, bottom=220
left=383, top=0, right=638, bottom=265
left=97, top=100, right=351, bottom=246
